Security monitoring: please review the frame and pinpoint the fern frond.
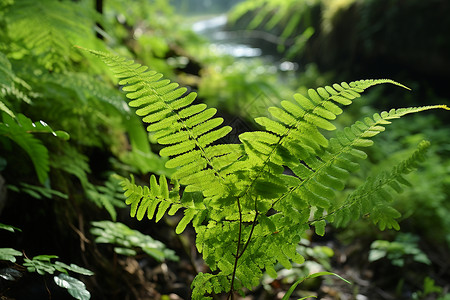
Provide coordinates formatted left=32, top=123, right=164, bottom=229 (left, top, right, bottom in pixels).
left=86, top=46, right=449, bottom=298
left=276, top=105, right=445, bottom=211
left=0, top=51, right=15, bottom=86
left=0, top=113, right=69, bottom=183
left=0, top=51, right=33, bottom=108
left=5, top=0, right=102, bottom=72
left=242, top=80, right=407, bottom=169
left=117, top=174, right=206, bottom=234
left=191, top=272, right=232, bottom=300
left=330, top=140, right=431, bottom=230
left=81, top=47, right=244, bottom=201
left=238, top=80, right=407, bottom=212
left=119, top=174, right=177, bottom=221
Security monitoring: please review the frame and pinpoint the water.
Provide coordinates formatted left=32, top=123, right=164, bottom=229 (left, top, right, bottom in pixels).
left=192, top=14, right=263, bottom=58
left=191, top=14, right=298, bottom=71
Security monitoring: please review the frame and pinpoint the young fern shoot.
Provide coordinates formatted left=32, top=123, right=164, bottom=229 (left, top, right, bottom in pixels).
left=79, top=46, right=449, bottom=299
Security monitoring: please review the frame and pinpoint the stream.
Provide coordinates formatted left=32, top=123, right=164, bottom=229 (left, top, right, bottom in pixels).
left=191, top=14, right=299, bottom=72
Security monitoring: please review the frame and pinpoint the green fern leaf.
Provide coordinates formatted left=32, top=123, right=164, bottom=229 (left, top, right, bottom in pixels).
left=371, top=205, right=401, bottom=231
left=239, top=80, right=408, bottom=193
left=278, top=105, right=445, bottom=219
left=6, top=0, right=102, bottom=72
left=80, top=47, right=242, bottom=202
left=175, top=208, right=197, bottom=234
left=120, top=174, right=178, bottom=219
left=331, top=140, right=432, bottom=229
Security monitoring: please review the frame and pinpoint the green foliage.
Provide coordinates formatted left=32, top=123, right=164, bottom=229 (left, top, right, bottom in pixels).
left=54, top=273, right=91, bottom=300
left=23, top=254, right=93, bottom=276
left=2, top=0, right=104, bottom=72
left=0, top=222, right=21, bottom=233
left=366, top=114, right=450, bottom=246
left=0, top=224, right=94, bottom=299
left=90, top=220, right=179, bottom=262
left=369, top=233, right=431, bottom=267
left=0, top=0, right=172, bottom=228
left=330, top=139, right=432, bottom=231
left=260, top=240, right=335, bottom=296
left=0, top=2, right=191, bottom=297
left=412, top=276, right=450, bottom=300
left=0, top=112, right=69, bottom=184
left=22, top=255, right=94, bottom=300
left=0, top=223, right=22, bottom=263
left=1, top=0, right=447, bottom=297
left=82, top=47, right=449, bottom=298
left=85, top=175, right=127, bottom=221
left=0, top=252, right=93, bottom=299
left=0, top=247, right=22, bottom=263
left=118, top=174, right=183, bottom=224
left=7, top=182, right=68, bottom=200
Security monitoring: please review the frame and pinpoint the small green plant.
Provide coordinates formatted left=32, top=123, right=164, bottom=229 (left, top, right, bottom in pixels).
left=80, top=47, right=448, bottom=299
left=412, top=276, right=449, bottom=300
left=0, top=223, right=94, bottom=300
left=23, top=255, right=93, bottom=300
left=90, top=220, right=179, bottom=262
left=369, top=232, right=431, bottom=267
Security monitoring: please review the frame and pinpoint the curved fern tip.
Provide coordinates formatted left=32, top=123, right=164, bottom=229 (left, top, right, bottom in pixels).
left=384, top=79, right=411, bottom=91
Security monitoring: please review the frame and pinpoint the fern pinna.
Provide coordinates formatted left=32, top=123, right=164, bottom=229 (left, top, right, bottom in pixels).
left=80, top=47, right=448, bottom=299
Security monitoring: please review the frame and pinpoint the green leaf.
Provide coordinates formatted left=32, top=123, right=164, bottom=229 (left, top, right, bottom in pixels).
left=0, top=100, right=15, bottom=118
left=20, top=183, right=68, bottom=200
left=176, top=208, right=196, bottom=234
left=54, top=273, right=91, bottom=300
left=14, top=113, right=69, bottom=140
left=32, top=254, right=59, bottom=261
left=313, top=220, right=326, bottom=236
left=0, top=248, right=22, bottom=263
left=54, top=262, right=94, bottom=276
left=24, top=256, right=58, bottom=275
left=114, top=247, right=137, bottom=256
left=90, top=221, right=178, bottom=261
left=0, top=113, right=49, bottom=184
left=0, top=223, right=21, bottom=233
left=0, top=267, right=23, bottom=281
left=253, top=178, right=287, bottom=199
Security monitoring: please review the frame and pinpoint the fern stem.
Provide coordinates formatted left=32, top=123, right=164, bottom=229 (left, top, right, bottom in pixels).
left=237, top=195, right=260, bottom=258
left=238, top=212, right=259, bottom=259
left=228, top=195, right=243, bottom=300
left=228, top=194, right=260, bottom=300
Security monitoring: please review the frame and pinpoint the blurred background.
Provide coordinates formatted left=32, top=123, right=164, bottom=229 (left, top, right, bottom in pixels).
left=0, top=0, right=449, bottom=299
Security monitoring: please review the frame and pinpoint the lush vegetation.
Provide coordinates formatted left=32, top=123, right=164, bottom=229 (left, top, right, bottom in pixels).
left=1, top=0, right=449, bottom=299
